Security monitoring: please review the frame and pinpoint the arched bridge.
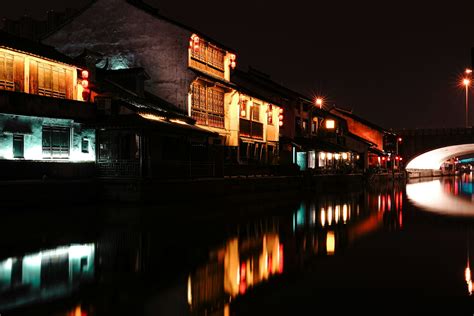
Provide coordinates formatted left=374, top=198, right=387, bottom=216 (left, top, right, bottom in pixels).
left=396, top=128, right=474, bottom=170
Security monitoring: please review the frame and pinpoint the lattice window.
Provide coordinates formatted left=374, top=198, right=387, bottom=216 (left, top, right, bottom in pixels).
left=38, top=63, right=66, bottom=98
left=0, top=52, right=14, bottom=91
left=42, top=126, right=70, bottom=159
left=191, top=82, right=225, bottom=128
left=207, top=88, right=224, bottom=115
left=192, top=83, right=207, bottom=110
left=190, top=40, right=225, bottom=71
left=207, top=45, right=224, bottom=71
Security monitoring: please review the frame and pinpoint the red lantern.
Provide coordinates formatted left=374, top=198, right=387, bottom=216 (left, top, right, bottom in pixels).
left=81, top=70, right=89, bottom=79
left=278, top=107, right=284, bottom=127
left=190, top=35, right=200, bottom=52
left=81, top=80, right=89, bottom=89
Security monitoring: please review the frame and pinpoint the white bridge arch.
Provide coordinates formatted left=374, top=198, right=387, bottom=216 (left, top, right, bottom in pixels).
left=406, top=144, right=474, bottom=170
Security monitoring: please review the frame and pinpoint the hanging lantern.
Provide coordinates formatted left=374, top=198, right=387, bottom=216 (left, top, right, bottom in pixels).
left=190, top=34, right=200, bottom=52
left=278, top=108, right=284, bottom=127
left=229, top=54, right=237, bottom=69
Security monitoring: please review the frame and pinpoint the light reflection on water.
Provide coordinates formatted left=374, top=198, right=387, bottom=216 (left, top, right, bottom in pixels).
left=406, top=175, right=474, bottom=216
left=8, top=182, right=466, bottom=315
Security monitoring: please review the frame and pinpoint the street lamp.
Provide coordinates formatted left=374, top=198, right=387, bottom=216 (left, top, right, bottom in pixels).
left=464, top=78, right=471, bottom=128
left=316, top=98, right=323, bottom=109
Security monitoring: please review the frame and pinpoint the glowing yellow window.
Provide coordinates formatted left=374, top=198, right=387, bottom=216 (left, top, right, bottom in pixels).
left=325, top=119, right=335, bottom=129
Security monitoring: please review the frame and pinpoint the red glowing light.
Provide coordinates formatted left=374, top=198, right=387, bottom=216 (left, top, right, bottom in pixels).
left=279, top=244, right=284, bottom=274
left=240, top=262, right=246, bottom=280
left=81, top=80, right=89, bottom=89
left=230, top=61, right=236, bottom=69
left=399, top=157, right=403, bottom=161
left=398, top=137, right=402, bottom=142
left=396, top=156, right=399, bottom=160
left=278, top=114, right=284, bottom=120
left=279, top=108, right=283, bottom=114
left=279, top=121, right=284, bottom=127
left=81, top=70, right=89, bottom=79
left=382, top=157, right=386, bottom=161
left=268, top=254, right=273, bottom=275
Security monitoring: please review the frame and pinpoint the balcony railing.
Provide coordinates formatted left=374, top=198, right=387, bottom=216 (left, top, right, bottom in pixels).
left=239, top=118, right=263, bottom=139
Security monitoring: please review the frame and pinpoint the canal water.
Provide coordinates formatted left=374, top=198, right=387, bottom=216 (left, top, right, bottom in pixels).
left=2, top=176, right=474, bottom=315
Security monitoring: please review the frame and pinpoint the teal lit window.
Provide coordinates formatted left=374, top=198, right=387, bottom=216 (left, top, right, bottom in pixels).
left=42, top=126, right=70, bottom=159
left=13, top=134, right=24, bottom=158
left=81, top=138, right=89, bottom=153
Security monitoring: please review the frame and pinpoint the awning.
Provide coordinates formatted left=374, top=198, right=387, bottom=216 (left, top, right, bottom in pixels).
left=94, top=114, right=218, bottom=137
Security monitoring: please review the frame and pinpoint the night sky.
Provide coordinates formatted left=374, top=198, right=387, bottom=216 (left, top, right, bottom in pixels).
left=3, top=1, right=474, bottom=129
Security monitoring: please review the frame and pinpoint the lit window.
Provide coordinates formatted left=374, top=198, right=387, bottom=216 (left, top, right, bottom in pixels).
left=42, top=126, right=70, bottom=159
left=82, top=138, right=89, bottom=153
left=38, top=63, right=66, bottom=99
left=190, top=82, right=224, bottom=128
left=13, top=134, right=24, bottom=158
left=0, top=52, right=14, bottom=91
left=251, top=103, right=260, bottom=122
left=189, top=35, right=225, bottom=71
left=325, top=119, right=335, bottom=129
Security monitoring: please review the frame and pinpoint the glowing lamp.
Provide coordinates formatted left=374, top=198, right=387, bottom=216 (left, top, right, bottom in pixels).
left=342, top=153, right=348, bottom=160
left=464, top=78, right=471, bottom=86
left=229, top=54, right=237, bottom=69
left=398, top=137, right=402, bottom=142
left=335, top=153, right=340, bottom=160
left=191, top=35, right=200, bottom=52
left=81, top=80, right=89, bottom=89
left=400, top=157, right=403, bottom=161
left=327, top=153, right=333, bottom=160
left=396, top=156, right=400, bottom=160
left=316, top=98, right=323, bottom=108
left=320, top=152, right=326, bottom=160
left=325, top=119, right=335, bottom=129
left=466, top=267, right=471, bottom=283
left=81, top=70, right=89, bottom=79
left=278, top=108, right=284, bottom=127
left=382, top=157, right=386, bottom=161
left=241, top=110, right=246, bottom=117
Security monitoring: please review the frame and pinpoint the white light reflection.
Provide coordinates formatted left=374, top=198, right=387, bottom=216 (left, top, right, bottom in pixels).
left=406, top=180, right=474, bottom=216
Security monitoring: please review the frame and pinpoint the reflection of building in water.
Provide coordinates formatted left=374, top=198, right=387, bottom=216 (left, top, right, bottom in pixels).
left=440, top=175, right=474, bottom=201
left=292, top=190, right=403, bottom=257
left=188, top=233, right=283, bottom=314
left=0, top=244, right=94, bottom=311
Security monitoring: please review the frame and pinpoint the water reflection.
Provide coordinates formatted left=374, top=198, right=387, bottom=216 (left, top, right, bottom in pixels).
left=0, top=187, right=405, bottom=315
left=187, top=231, right=283, bottom=314
left=406, top=176, right=474, bottom=216
left=0, top=244, right=94, bottom=311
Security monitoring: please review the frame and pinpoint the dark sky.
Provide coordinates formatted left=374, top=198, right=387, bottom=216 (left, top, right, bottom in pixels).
left=3, top=1, right=474, bottom=129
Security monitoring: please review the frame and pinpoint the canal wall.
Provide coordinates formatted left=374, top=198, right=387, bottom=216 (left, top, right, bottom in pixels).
left=100, top=174, right=366, bottom=205
left=0, top=172, right=406, bottom=207
left=407, top=169, right=454, bottom=179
